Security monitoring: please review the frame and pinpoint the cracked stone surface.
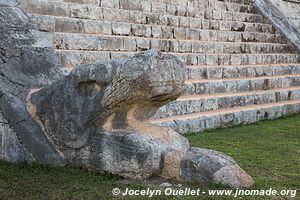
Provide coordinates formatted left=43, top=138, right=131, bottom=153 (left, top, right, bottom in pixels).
left=0, top=0, right=254, bottom=188
left=180, top=148, right=254, bottom=188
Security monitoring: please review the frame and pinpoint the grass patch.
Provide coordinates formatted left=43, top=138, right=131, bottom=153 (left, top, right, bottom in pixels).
left=0, top=114, right=299, bottom=199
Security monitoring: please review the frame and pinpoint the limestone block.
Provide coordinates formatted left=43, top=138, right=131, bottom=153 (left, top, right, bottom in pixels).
left=177, top=4, right=187, bottom=16
left=174, top=28, right=186, bottom=40
left=191, top=42, right=204, bottom=53
left=215, top=1, right=227, bottom=10
left=204, top=10, right=213, bottom=20
left=194, top=10, right=204, bottom=18
left=290, top=90, right=300, bottom=100
left=45, top=2, right=69, bottom=17
left=219, top=21, right=231, bottom=31
left=130, top=11, right=147, bottom=24
left=197, top=54, right=206, bottom=65
left=85, top=51, right=111, bottom=65
left=53, top=34, right=98, bottom=50
left=234, top=32, right=242, bottom=42
left=68, top=4, right=95, bottom=19
left=178, top=41, right=191, bottom=53
left=150, top=40, right=170, bottom=51
left=186, top=6, right=196, bottom=17
left=179, top=16, right=190, bottom=28
left=206, top=55, right=219, bottom=65
left=162, top=27, right=174, bottom=39
left=201, top=19, right=210, bottom=29
left=170, top=40, right=179, bottom=52
left=209, top=21, right=220, bottom=31
left=212, top=10, right=222, bottom=20
left=120, top=0, right=141, bottom=11
left=136, top=38, right=150, bottom=50
left=55, top=18, right=84, bottom=33
left=110, top=52, right=135, bottom=60
left=152, top=26, right=163, bottom=38
left=146, top=14, right=163, bottom=25
left=158, top=14, right=168, bottom=26
left=101, top=0, right=119, bottom=8
left=214, top=43, right=224, bottom=53
left=58, top=51, right=82, bottom=68
left=222, top=11, right=233, bottom=21
left=189, top=18, right=202, bottom=29
left=123, top=38, right=137, bottom=51
left=204, top=98, right=219, bottom=111
left=132, top=24, right=152, bottom=37
left=199, top=30, right=210, bottom=41
left=151, top=2, right=166, bottom=13
left=227, top=32, right=236, bottom=42
left=186, top=29, right=199, bottom=40
left=140, top=0, right=151, bottom=12
left=83, top=20, right=112, bottom=34
left=112, top=23, right=131, bottom=35
left=218, top=55, right=231, bottom=65
left=102, top=8, right=118, bottom=21
left=31, top=14, right=55, bottom=32
left=224, top=81, right=239, bottom=93
left=166, top=4, right=177, bottom=15
left=230, top=55, right=242, bottom=65
left=203, top=43, right=215, bottom=53
left=207, top=67, right=223, bottom=79
left=168, top=16, right=179, bottom=26
left=186, top=54, right=198, bottom=65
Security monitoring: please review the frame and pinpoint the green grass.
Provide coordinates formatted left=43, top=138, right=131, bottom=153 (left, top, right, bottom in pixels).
left=0, top=114, right=300, bottom=200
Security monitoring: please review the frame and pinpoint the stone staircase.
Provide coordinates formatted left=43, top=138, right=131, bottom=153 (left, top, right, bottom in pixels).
left=20, top=0, right=300, bottom=133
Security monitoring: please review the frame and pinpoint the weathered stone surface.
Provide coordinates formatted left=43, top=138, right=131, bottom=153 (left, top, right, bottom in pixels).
left=0, top=0, right=66, bottom=165
left=30, top=50, right=186, bottom=149
left=12, top=0, right=300, bottom=189
left=0, top=0, right=256, bottom=189
left=27, top=48, right=192, bottom=179
left=254, top=0, right=300, bottom=51
left=180, top=148, right=254, bottom=188
left=84, top=130, right=189, bottom=180
left=153, top=87, right=300, bottom=119
left=154, top=102, right=300, bottom=134
left=0, top=111, right=32, bottom=162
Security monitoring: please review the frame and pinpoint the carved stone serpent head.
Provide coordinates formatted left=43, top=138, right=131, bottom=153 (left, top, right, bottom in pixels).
left=30, top=50, right=186, bottom=149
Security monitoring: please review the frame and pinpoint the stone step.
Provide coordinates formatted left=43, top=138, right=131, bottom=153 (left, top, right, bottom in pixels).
left=217, top=0, right=253, bottom=5
left=24, top=0, right=258, bottom=18
left=170, top=53, right=300, bottom=66
left=33, top=0, right=254, bottom=6
left=22, top=0, right=278, bottom=34
left=150, top=99, right=300, bottom=133
left=184, top=74, right=300, bottom=95
left=64, top=0, right=260, bottom=18
left=47, top=32, right=292, bottom=54
left=154, top=86, right=300, bottom=119
left=54, top=50, right=300, bottom=68
left=31, top=14, right=285, bottom=43
left=186, top=64, right=300, bottom=80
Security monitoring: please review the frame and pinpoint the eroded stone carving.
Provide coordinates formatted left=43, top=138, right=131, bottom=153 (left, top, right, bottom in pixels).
left=29, top=50, right=186, bottom=150
left=0, top=0, right=254, bottom=188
